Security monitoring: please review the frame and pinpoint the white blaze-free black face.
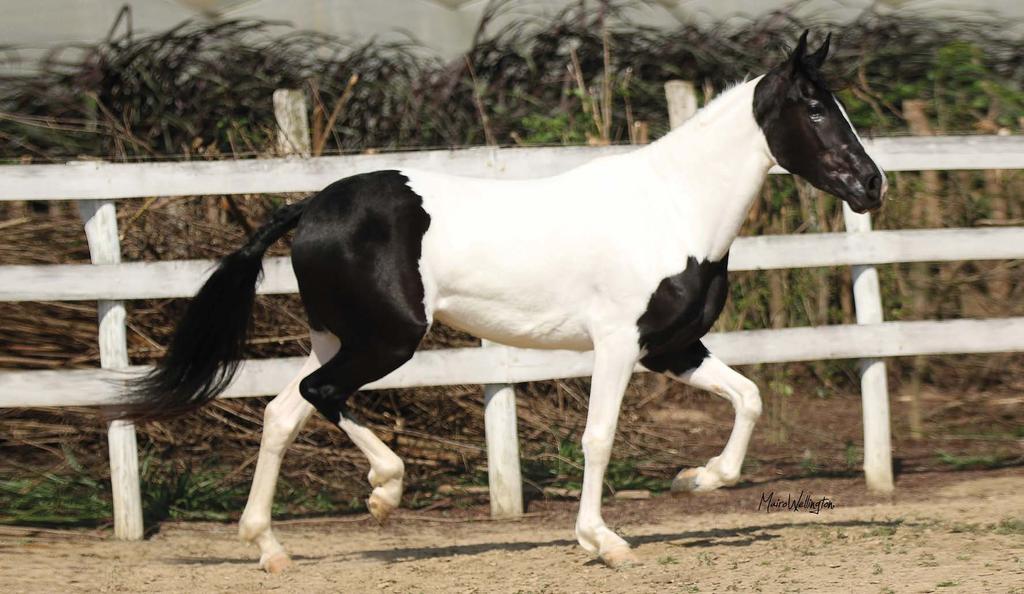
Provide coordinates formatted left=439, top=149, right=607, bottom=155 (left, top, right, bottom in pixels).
left=753, top=31, right=885, bottom=213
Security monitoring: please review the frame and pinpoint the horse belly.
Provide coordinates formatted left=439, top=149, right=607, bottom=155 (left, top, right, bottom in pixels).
left=432, top=293, right=593, bottom=350
left=420, top=229, right=597, bottom=350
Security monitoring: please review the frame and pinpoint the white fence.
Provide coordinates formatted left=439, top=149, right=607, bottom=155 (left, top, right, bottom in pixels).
left=2, top=132, right=1023, bottom=540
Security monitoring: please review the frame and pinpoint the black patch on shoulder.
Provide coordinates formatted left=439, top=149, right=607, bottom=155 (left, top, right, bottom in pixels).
left=638, top=255, right=729, bottom=375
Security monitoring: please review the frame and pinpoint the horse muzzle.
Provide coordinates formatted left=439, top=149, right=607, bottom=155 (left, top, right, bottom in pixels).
left=839, top=169, right=885, bottom=214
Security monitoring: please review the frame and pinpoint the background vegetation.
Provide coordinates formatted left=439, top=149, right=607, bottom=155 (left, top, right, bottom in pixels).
left=1, top=2, right=1021, bottom=528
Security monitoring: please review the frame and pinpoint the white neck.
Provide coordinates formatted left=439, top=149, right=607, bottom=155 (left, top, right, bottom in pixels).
left=639, top=77, right=775, bottom=262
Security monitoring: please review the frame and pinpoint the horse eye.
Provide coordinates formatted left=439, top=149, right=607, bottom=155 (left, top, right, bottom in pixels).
left=808, top=101, right=825, bottom=122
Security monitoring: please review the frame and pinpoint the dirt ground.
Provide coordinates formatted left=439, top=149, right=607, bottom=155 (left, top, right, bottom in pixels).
left=1, top=468, right=1021, bottom=594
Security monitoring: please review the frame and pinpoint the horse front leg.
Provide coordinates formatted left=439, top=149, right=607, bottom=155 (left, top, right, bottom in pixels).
left=574, top=336, right=641, bottom=568
left=663, top=346, right=762, bottom=493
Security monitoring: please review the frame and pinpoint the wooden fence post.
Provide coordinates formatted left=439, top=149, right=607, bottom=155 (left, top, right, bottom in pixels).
left=273, top=89, right=311, bottom=157
left=842, top=204, right=895, bottom=493
left=664, top=80, right=698, bottom=130
left=481, top=339, right=523, bottom=518
left=78, top=198, right=145, bottom=539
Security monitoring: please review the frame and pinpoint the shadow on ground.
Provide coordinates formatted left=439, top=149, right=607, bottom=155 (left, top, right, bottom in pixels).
left=165, top=518, right=906, bottom=566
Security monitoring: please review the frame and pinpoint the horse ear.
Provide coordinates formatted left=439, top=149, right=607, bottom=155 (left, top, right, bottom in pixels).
left=809, top=32, right=831, bottom=68
left=787, top=30, right=810, bottom=73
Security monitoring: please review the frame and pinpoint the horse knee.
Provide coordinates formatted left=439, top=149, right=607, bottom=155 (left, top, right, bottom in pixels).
left=737, top=381, right=762, bottom=419
left=581, top=428, right=614, bottom=465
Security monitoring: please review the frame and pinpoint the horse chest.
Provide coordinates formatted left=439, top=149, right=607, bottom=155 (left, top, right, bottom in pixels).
left=636, top=254, right=729, bottom=373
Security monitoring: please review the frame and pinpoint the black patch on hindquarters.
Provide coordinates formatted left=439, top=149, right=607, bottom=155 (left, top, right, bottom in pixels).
left=290, top=170, right=431, bottom=422
left=637, top=254, right=729, bottom=375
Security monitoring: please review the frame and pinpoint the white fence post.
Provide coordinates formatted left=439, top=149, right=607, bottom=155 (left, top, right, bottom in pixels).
left=664, top=80, right=698, bottom=130
left=842, top=204, right=895, bottom=493
left=78, top=198, right=145, bottom=539
left=273, top=89, right=311, bottom=157
left=481, top=339, right=523, bottom=518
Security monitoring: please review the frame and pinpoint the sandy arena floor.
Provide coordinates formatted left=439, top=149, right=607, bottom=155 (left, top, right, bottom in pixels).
left=1, top=469, right=1022, bottom=593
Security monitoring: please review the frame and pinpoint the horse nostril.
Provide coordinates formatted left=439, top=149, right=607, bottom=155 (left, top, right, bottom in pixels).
left=866, top=174, right=882, bottom=195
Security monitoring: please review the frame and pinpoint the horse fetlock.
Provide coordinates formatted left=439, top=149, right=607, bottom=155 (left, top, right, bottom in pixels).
left=238, top=513, right=269, bottom=544
left=367, top=457, right=405, bottom=488
left=575, top=520, right=629, bottom=559
left=670, top=464, right=730, bottom=493
left=574, top=521, right=602, bottom=554
left=367, top=479, right=402, bottom=523
left=718, top=468, right=741, bottom=486
left=706, top=455, right=741, bottom=484
left=368, top=470, right=403, bottom=504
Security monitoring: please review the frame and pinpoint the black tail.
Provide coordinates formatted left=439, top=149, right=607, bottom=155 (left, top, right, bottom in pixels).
left=120, top=200, right=307, bottom=422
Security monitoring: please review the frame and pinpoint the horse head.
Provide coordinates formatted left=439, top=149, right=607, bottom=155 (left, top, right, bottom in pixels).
left=754, top=30, right=887, bottom=213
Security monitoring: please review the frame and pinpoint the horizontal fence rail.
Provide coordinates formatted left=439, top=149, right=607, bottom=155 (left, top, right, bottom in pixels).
left=2, top=227, right=1024, bottom=302
left=2, top=317, right=1023, bottom=409
left=3, top=135, right=1023, bottom=202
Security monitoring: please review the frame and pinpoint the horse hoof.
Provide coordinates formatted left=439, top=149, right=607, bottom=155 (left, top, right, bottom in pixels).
left=601, top=546, right=640, bottom=569
left=367, top=494, right=395, bottom=524
left=260, top=551, right=292, bottom=574
left=670, top=467, right=702, bottom=494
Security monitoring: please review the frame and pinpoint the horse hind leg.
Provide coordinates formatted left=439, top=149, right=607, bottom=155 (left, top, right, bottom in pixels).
left=340, top=410, right=405, bottom=523
left=299, top=322, right=425, bottom=523
left=238, top=331, right=338, bottom=573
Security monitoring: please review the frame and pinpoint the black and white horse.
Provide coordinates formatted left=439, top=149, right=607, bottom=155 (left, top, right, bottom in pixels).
left=125, top=31, right=885, bottom=571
